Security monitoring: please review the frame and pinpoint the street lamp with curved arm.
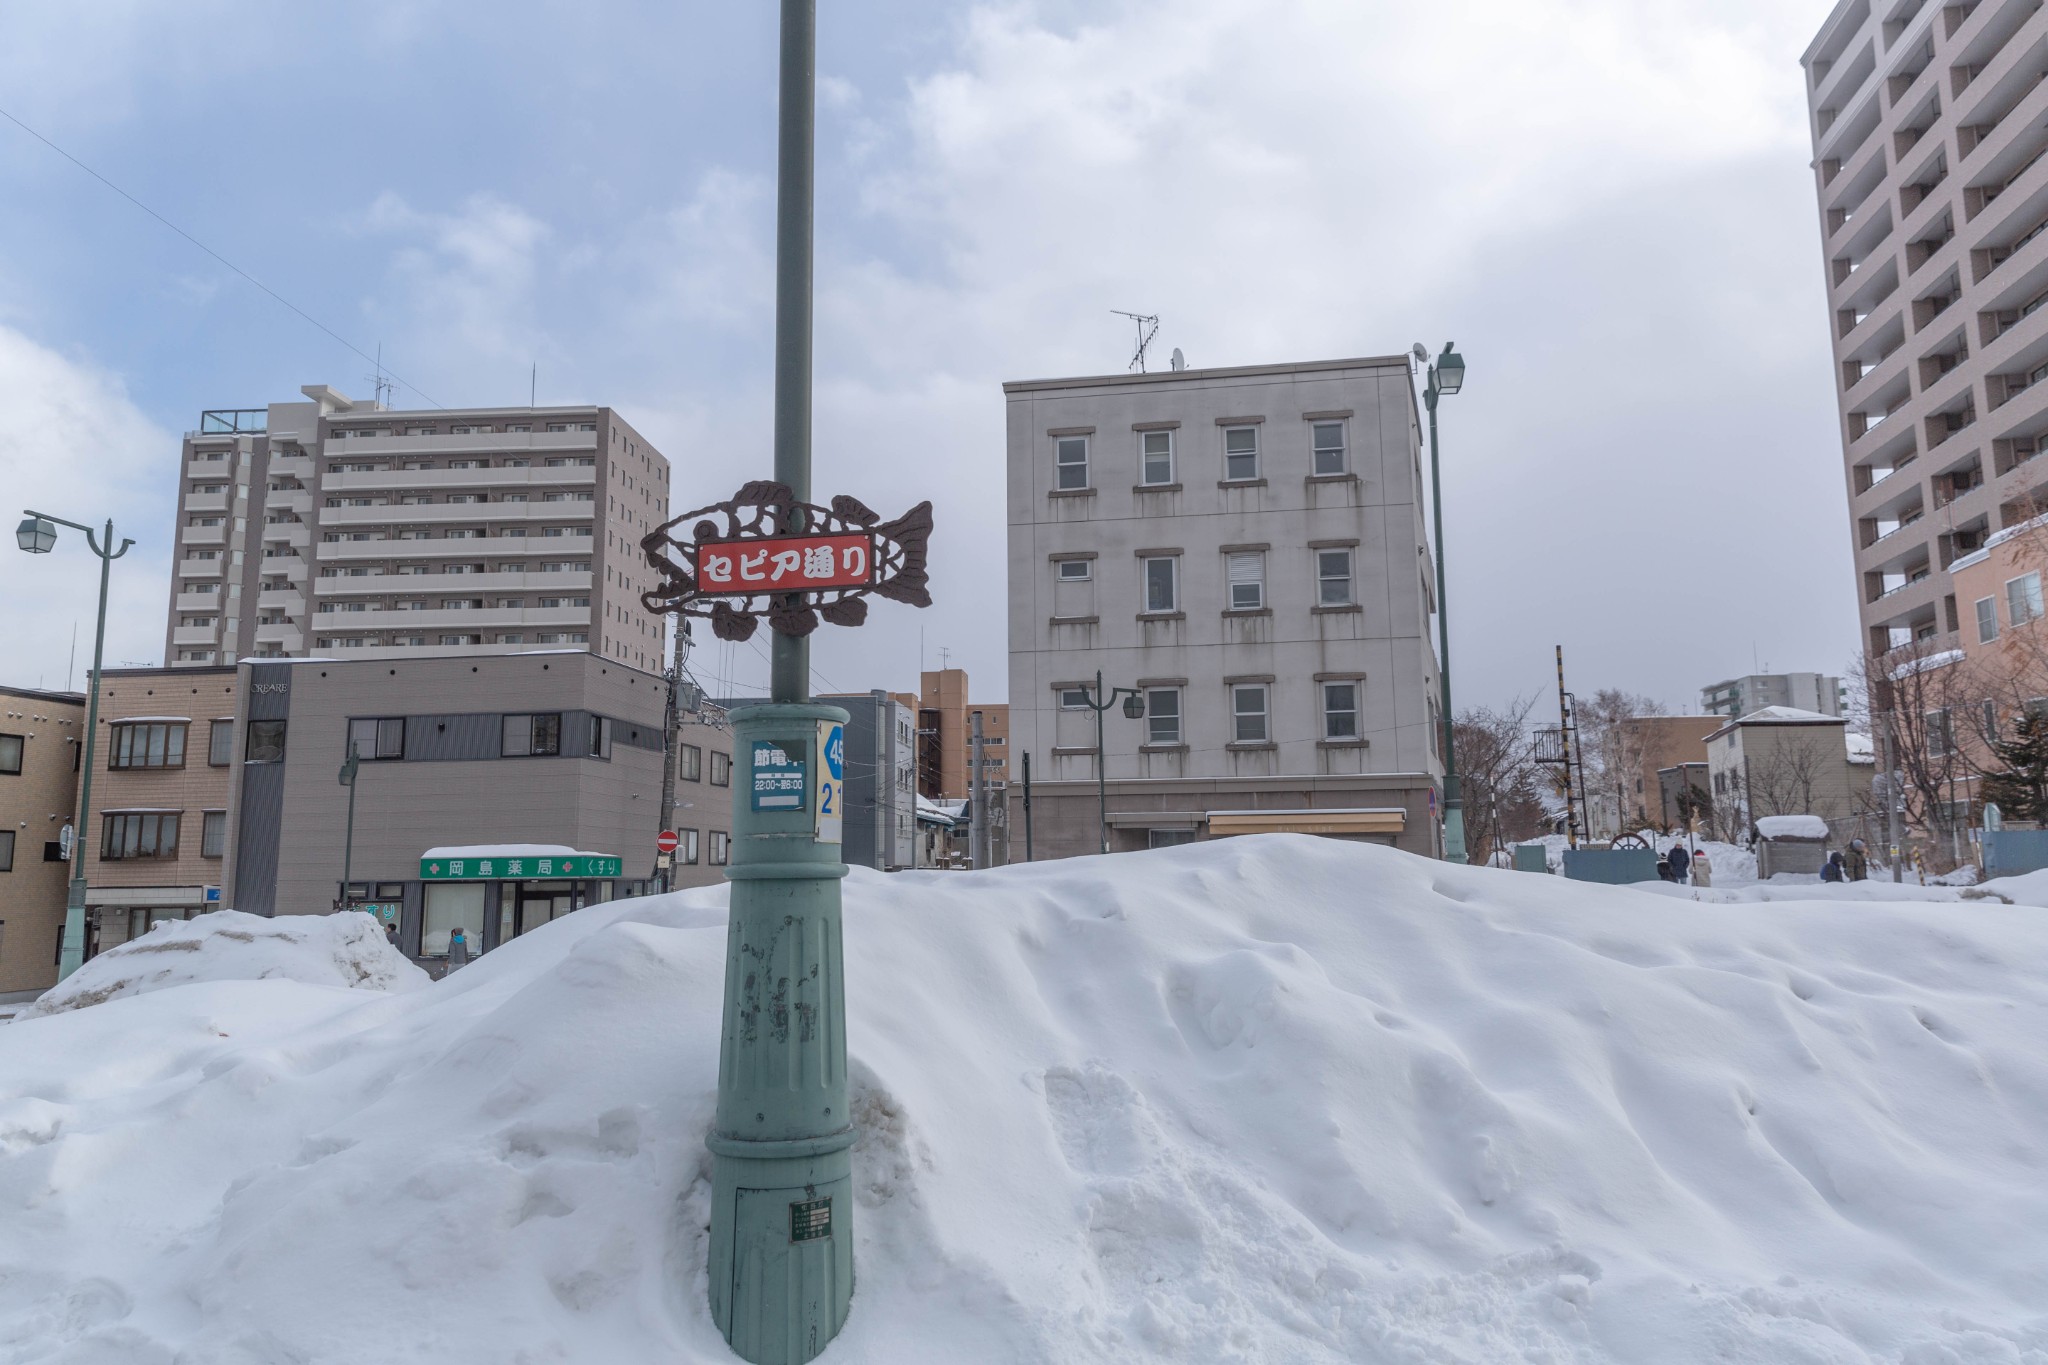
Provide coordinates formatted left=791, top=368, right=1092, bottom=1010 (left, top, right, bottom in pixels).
left=1074, top=670, right=1146, bottom=854
left=18, top=508, right=135, bottom=977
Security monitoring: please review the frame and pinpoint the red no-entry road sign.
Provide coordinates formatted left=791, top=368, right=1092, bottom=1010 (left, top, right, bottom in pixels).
left=656, top=830, right=681, bottom=855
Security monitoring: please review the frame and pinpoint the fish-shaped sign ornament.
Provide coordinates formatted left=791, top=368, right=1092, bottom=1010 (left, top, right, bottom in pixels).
left=640, top=480, right=934, bottom=640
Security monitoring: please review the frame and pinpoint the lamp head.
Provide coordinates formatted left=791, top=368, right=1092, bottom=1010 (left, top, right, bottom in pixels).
left=16, top=517, right=56, bottom=554
left=1121, top=693, right=1146, bottom=720
left=1435, top=342, right=1466, bottom=396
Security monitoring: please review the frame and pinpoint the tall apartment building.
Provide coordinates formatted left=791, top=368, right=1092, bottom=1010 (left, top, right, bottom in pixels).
left=1804, top=0, right=2048, bottom=661
left=911, top=668, right=1009, bottom=801
left=1700, top=672, right=1847, bottom=718
left=1005, top=356, right=1443, bottom=857
left=166, top=385, right=670, bottom=672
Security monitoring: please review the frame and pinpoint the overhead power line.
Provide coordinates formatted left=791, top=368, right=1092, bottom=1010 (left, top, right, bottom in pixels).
left=0, top=102, right=443, bottom=408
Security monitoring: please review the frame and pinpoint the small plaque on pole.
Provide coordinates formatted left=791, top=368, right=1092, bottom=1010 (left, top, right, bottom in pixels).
left=751, top=740, right=809, bottom=812
left=815, top=720, right=844, bottom=845
left=790, top=1196, right=832, bottom=1243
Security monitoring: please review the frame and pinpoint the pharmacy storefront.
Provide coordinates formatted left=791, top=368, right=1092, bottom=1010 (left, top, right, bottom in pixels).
left=416, top=845, right=626, bottom=959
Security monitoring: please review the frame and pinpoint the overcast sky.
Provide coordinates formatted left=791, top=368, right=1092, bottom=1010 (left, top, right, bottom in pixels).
left=0, top=0, right=1847, bottom=713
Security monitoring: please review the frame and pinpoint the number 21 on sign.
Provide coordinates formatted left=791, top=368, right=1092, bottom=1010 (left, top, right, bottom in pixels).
left=816, top=719, right=845, bottom=845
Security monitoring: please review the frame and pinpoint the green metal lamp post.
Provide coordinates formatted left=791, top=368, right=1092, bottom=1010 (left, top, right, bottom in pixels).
left=17, top=509, right=134, bottom=978
left=1074, top=670, right=1145, bottom=855
left=1419, top=343, right=1467, bottom=863
left=338, top=742, right=360, bottom=909
left=704, top=2, right=856, bottom=1359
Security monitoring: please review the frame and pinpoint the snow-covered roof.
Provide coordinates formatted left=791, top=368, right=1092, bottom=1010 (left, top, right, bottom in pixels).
left=420, top=843, right=591, bottom=859
left=1946, top=509, right=2048, bottom=574
left=110, top=716, right=192, bottom=724
left=913, top=796, right=957, bottom=827
left=1756, top=814, right=1831, bottom=841
left=1707, top=705, right=1847, bottom=740
left=1890, top=649, right=1966, bottom=681
left=1845, top=732, right=1876, bottom=764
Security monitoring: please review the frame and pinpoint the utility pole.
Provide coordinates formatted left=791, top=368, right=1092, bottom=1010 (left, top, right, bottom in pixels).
left=704, top=3, right=856, bottom=1359
left=970, top=709, right=987, bottom=868
left=657, top=622, right=689, bottom=893
left=1881, top=710, right=1904, bottom=882
left=338, top=742, right=360, bottom=908
left=1022, top=750, right=1035, bottom=862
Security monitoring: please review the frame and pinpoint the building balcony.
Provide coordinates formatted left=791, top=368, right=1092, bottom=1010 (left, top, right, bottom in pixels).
left=320, top=499, right=595, bottom=527
left=261, top=520, right=312, bottom=548
left=321, top=427, right=599, bottom=457
left=176, top=557, right=226, bottom=579
left=310, top=605, right=591, bottom=632
left=314, top=569, right=593, bottom=596
left=171, top=625, right=219, bottom=648
left=253, top=622, right=304, bottom=649
left=179, top=524, right=227, bottom=546
left=270, top=487, right=312, bottom=515
left=185, top=490, right=230, bottom=513
left=314, top=533, right=593, bottom=562
left=295, top=640, right=594, bottom=662
left=257, top=589, right=304, bottom=612
left=269, top=452, right=315, bottom=478
left=174, top=591, right=224, bottom=612
left=322, top=464, right=598, bottom=493
left=184, top=457, right=237, bottom=479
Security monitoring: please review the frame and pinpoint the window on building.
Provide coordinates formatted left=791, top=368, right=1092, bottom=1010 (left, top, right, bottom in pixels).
left=1056, top=559, right=1091, bottom=582
left=110, top=722, right=188, bottom=770
left=710, top=751, right=732, bottom=786
left=0, top=733, right=21, bottom=775
left=1232, top=685, right=1269, bottom=743
left=1982, top=699, right=2000, bottom=743
left=246, top=720, right=286, bottom=763
left=1323, top=682, right=1360, bottom=739
left=1146, top=688, right=1182, bottom=745
left=1055, top=436, right=1089, bottom=490
left=1227, top=552, right=1264, bottom=610
left=201, top=810, right=228, bottom=859
left=710, top=831, right=731, bottom=865
left=1148, top=829, right=1198, bottom=849
left=1926, top=707, right=1955, bottom=757
left=207, top=719, right=233, bottom=766
left=1141, top=430, right=1174, bottom=485
left=0, top=830, right=13, bottom=871
left=1317, top=549, right=1355, bottom=606
left=501, top=713, right=562, bottom=757
left=1311, top=422, right=1347, bottom=475
left=2008, top=572, right=2044, bottom=625
left=347, top=716, right=407, bottom=760
left=680, top=744, right=703, bottom=781
left=680, top=829, right=701, bottom=864
left=1223, top=426, right=1260, bottom=481
left=1142, top=555, right=1179, bottom=613
left=1978, top=596, right=2000, bottom=644
left=1059, top=687, right=1091, bottom=710
left=589, top=715, right=611, bottom=759
left=102, top=812, right=180, bottom=860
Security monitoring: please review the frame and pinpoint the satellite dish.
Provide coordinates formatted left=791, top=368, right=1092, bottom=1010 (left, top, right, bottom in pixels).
left=1170, top=347, right=1185, bottom=372
left=1411, top=342, right=1428, bottom=363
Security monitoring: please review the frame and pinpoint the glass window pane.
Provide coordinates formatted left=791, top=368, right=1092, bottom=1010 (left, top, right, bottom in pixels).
left=166, top=725, right=185, bottom=768
left=1057, top=559, right=1090, bottom=580
left=247, top=720, right=286, bottom=763
left=1312, top=423, right=1346, bottom=474
left=1145, top=558, right=1177, bottom=612
left=1233, top=686, right=1268, bottom=742
left=1055, top=437, right=1088, bottom=490
left=146, top=726, right=166, bottom=767
left=378, top=717, right=406, bottom=759
left=202, top=810, right=228, bottom=858
left=0, top=734, right=21, bottom=775
left=502, top=714, right=531, bottom=756
left=349, top=717, right=378, bottom=758
left=1147, top=689, right=1180, bottom=744
left=534, top=714, right=561, bottom=755
left=422, top=883, right=487, bottom=957
left=209, top=720, right=234, bottom=766
left=1978, top=597, right=1999, bottom=643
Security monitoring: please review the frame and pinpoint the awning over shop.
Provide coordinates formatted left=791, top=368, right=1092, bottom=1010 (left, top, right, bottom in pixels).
left=1206, top=808, right=1406, bottom=838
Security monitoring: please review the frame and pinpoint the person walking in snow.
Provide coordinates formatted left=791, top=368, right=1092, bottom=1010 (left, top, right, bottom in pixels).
left=1691, top=849, right=1712, bottom=888
left=1665, top=842, right=1690, bottom=883
left=1821, top=852, right=1845, bottom=883
left=1843, top=839, right=1869, bottom=882
left=384, top=921, right=399, bottom=948
left=447, top=926, right=470, bottom=969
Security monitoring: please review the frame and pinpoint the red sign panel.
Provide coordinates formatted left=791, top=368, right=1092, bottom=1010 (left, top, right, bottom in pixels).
left=655, top=830, right=680, bottom=855
left=696, top=533, right=874, bottom=593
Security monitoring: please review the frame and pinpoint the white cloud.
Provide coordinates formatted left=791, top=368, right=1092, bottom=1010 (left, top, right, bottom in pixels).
left=0, top=325, right=176, bottom=687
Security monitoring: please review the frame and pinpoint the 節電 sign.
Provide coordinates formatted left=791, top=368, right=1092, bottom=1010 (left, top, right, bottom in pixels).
left=752, top=740, right=808, bottom=812
left=419, top=853, right=623, bottom=880
left=698, top=534, right=872, bottom=592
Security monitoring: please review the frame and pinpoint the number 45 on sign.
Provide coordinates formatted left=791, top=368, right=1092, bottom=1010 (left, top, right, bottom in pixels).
left=816, top=720, right=845, bottom=845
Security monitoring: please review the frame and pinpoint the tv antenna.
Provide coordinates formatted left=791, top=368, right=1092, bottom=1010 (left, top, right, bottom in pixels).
left=1112, top=310, right=1160, bottom=373
left=366, top=343, right=397, bottom=408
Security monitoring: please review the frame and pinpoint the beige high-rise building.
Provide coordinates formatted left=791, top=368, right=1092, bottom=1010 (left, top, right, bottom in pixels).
left=1804, top=0, right=2048, bottom=658
left=165, top=386, right=670, bottom=673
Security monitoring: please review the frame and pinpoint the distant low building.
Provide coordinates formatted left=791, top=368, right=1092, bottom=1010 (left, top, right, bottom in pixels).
left=1700, top=673, right=1846, bottom=720
left=1704, top=707, right=1873, bottom=838
left=0, top=685, right=85, bottom=1002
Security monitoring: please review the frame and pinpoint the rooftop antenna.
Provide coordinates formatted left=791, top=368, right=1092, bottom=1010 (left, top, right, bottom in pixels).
left=366, top=343, right=397, bottom=408
left=939, top=646, right=952, bottom=671
left=1112, top=310, right=1160, bottom=373
left=530, top=362, right=537, bottom=408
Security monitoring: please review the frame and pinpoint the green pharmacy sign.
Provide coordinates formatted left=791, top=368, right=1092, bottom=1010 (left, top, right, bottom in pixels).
left=419, top=852, right=623, bottom=880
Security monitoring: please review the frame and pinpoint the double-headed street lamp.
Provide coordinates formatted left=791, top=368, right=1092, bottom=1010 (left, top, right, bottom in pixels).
left=17, top=509, right=134, bottom=978
left=1074, top=670, right=1145, bottom=855
left=1415, top=342, right=1468, bottom=863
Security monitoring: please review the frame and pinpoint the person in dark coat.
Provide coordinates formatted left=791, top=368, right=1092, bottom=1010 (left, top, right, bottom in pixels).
left=1666, top=842, right=1690, bottom=883
left=1820, top=852, right=1846, bottom=883
left=447, top=926, right=471, bottom=968
left=1843, top=839, right=1869, bottom=882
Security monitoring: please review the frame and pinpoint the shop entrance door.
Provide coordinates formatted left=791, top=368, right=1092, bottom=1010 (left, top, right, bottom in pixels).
left=505, top=881, right=578, bottom=941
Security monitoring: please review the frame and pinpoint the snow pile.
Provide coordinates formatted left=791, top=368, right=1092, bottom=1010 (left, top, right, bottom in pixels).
left=16, top=909, right=427, bottom=1020
left=3, top=839, right=2047, bottom=1362
left=1755, top=813, right=1831, bottom=840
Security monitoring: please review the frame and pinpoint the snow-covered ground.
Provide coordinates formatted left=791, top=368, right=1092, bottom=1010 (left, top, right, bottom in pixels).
left=3, top=837, right=2046, bottom=1362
